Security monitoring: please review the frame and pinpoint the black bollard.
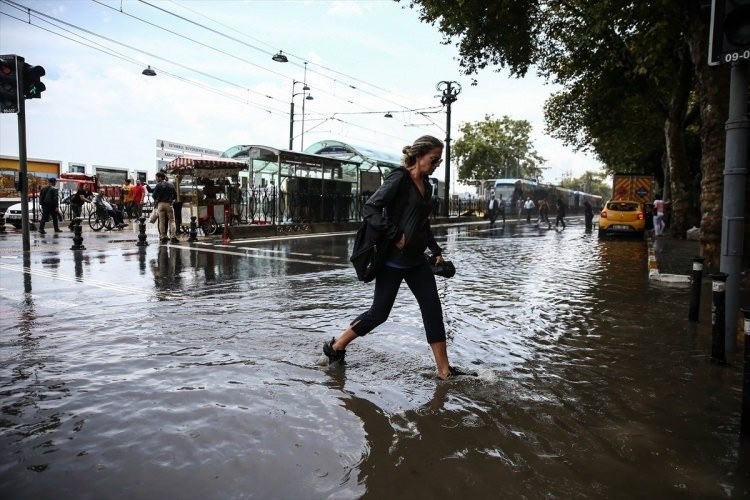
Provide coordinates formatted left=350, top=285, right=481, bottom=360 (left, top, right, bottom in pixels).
left=70, top=217, right=86, bottom=250
left=710, top=272, right=728, bottom=365
left=741, top=307, right=750, bottom=437
left=136, top=216, right=149, bottom=247
left=188, top=216, right=198, bottom=242
left=0, top=210, right=6, bottom=234
left=688, top=257, right=705, bottom=322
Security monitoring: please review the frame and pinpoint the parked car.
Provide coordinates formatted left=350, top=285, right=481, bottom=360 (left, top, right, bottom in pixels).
left=3, top=198, right=41, bottom=229
left=598, top=200, right=645, bottom=238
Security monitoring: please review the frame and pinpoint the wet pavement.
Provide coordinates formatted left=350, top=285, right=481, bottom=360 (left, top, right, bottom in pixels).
left=1, top=216, right=749, bottom=499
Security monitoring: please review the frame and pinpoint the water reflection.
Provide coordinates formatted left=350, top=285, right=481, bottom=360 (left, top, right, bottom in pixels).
left=1, top=224, right=749, bottom=497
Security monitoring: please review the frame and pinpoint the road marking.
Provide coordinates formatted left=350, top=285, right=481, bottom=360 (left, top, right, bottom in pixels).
left=0, top=263, right=182, bottom=299
left=167, top=244, right=349, bottom=267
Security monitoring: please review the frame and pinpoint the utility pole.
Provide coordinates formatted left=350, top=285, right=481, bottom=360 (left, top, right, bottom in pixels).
left=719, top=61, right=749, bottom=352
left=437, top=81, right=461, bottom=217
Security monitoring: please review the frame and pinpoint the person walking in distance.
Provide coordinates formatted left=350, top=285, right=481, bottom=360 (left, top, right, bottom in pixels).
left=653, top=196, right=665, bottom=236
left=516, top=197, right=523, bottom=221
left=523, top=197, right=535, bottom=223
left=38, top=177, right=62, bottom=234
left=537, top=199, right=551, bottom=229
left=583, top=200, right=594, bottom=231
left=322, top=135, right=474, bottom=380
left=132, top=179, right=146, bottom=220
left=152, top=172, right=179, bottom=244
left=555, top=198, right=567, bottom=230
left=487, top=192, right=500, bottom=228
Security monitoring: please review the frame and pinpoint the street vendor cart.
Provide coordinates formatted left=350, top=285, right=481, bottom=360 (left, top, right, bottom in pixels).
left=165, top=156, right=247, bottom=235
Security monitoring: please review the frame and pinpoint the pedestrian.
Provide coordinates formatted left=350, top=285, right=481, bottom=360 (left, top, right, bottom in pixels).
left=583, top=200, right=594, bottom=231
left=38, top=177, right=62, bottom=234
left=68, top=183, right=92, bottom=230
left=497, top=193, right=506, bottom=226
left=516, top=197, right=523, bottom=221
left=322, top=135, right=473, bottom=380
left=653, top=196, right=665, bottom=236
left=487, top=192, right=500, bottom=227
left=121, top=179, right=134, bottom=219
left=132, top=179, right=146, bottom=220
left=537, top=199, right=551, bottom=229
left=524, top=197, right=535, bottom=223
left=152, top=172, right=179, bottom=244
left=555, top=198, right=566, bottom=230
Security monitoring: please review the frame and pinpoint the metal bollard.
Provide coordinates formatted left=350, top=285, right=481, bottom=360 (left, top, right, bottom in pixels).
left=222, top=207, right=231, bottom=243
left=0, top=211, right=6, bottom=234
left=136, top=216, right=149, bottom=247
left=70, top=217, right=86, bottom=250
left=741, top=307, right=750, bottom=437
left=688, top=257, right=705, bottom=322
left=710, top=272, right=728, bottom=365
left=188, top=216, right=198, bottom=242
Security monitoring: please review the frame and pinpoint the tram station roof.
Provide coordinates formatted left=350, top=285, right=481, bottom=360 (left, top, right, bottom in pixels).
left=220, top=144, right=360, bottom=175
left=304, top=140, right=402, bottom=171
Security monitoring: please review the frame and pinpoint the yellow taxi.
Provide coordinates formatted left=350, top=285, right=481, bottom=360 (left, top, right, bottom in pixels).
left=598, top=200, right=646, bottom=237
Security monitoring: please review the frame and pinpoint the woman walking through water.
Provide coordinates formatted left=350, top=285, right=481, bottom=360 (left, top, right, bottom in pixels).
left=323, top=135, right=474, bottom=380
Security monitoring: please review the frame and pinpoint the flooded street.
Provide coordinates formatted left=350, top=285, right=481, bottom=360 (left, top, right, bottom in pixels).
left=1, top=221, right=748, bottom=498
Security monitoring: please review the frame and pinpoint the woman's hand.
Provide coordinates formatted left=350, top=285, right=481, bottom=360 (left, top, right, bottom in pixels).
left=434, top=254, right=444, bottom=265
left=396, top=234, right=406, bottom=250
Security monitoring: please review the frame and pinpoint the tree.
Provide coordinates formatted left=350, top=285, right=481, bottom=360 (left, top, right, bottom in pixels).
left=404, top=0, right=729, bottom=264
left=452, top=115, right=545, bottom=184
left=560, top=171, right=611, bottom=201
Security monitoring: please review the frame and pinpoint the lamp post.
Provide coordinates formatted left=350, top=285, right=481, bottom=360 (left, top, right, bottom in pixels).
left=436, top=80, right=461, bottom=217
left=288, top=63, right=313, bottom=151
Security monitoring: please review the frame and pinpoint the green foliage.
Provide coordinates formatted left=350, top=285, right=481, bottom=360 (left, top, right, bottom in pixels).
left=452, top=115, right=545, bottom=183
left=560, top=171, right=612, bottom=200
left=404, top=0, right=694, bottom=180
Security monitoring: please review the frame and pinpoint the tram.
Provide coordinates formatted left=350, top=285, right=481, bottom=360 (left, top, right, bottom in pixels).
left=481, top=178, right=602, bottom=213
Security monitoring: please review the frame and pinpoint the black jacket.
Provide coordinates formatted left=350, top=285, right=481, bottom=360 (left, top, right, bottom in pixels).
left=363, top=167, right=441, bottom=266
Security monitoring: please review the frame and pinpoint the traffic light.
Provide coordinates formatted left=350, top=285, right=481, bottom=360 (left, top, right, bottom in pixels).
left=0, top=54, right=20, bottom=113
left=22, top=63, right=45, bottom=99
left=709, top=0, right=750, bottom=65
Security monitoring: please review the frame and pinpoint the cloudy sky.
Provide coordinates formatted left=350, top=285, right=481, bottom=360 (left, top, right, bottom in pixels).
left=0, top=0, right=602, bottom=191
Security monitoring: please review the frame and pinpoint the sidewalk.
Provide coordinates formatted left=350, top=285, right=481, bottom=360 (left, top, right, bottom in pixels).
left=648, top=234, right=701, bottom=283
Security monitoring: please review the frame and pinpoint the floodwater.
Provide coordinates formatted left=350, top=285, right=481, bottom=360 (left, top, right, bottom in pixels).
left=1, top=221, right=748, bottom=499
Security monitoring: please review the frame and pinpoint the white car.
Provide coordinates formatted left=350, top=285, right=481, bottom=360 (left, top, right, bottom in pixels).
left=3, top=200, right=42, bottom=229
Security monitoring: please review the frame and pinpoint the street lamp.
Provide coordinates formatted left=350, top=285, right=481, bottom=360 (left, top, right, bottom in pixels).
left=289, top=62, right=313, bottom=151
left=436, top=80, right=461, bottom=217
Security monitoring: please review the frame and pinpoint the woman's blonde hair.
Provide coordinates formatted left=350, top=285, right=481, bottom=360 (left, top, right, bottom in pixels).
left=401, top=135, right=443, bottom=167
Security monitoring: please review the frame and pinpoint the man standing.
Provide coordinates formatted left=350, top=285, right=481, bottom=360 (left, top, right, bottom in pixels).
left=152, top=172, right=178, bottom=244
left=487, top=192, right=499, bottom=228
left=132, top=179, right=146, bottom=220
left=38, top=177, right=62, bottom=234
left=121, top=179, right=134, bottom=219
left=523, top=197, right=535, bottom=223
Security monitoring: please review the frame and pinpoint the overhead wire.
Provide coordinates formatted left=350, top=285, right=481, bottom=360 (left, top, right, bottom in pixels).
left=1, top=0, right=446, bottom=145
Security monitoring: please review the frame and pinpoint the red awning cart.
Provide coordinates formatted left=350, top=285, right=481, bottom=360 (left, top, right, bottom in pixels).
left=165, top=156, right=247, bottom=235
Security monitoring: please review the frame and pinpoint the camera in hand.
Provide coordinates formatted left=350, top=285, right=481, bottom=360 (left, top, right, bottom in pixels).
left=427, top=254, right=456, bottom=279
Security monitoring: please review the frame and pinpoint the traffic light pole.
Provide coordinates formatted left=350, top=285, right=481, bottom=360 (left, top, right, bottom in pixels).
left=16, top=55, right=31, bottom=285
left=720, top=61, right=749, bottom=352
